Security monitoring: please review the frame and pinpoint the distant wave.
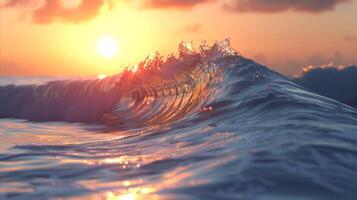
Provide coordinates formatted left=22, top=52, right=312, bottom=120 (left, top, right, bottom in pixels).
left=293, top=66, right=357, bottom=107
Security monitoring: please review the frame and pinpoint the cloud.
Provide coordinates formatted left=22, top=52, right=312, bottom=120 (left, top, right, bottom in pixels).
left=1, top=0, right=114, bottom=24
left=141, top=0, right=214, bottom=9
left=179, top=23, right=203, bottom=33
left=345, top=36, right=357, bottom=41
left=293, top=65, right=357, bottom=107
left=223, top=0, right=350, bottom=13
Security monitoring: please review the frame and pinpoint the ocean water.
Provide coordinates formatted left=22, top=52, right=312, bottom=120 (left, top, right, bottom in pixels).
left=1, top=40, right=357, bottom=200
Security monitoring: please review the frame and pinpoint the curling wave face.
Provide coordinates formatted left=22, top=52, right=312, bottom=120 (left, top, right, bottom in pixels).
left=0, top=39, right=239, bottom=124
left=1, top=40, right=357, bottom=199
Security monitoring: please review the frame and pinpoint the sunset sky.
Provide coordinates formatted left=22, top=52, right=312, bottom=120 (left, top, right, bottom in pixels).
left=1, top=0, right=356, bottom=76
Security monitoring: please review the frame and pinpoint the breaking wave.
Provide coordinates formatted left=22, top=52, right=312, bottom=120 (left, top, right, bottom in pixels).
left=0, top=39, right=246, bottom=124
left=1, top=40, right=357, bottom=199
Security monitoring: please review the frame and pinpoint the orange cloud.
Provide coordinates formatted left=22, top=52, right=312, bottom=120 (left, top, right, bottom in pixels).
left=1, top=0, right=115, bottom=24
left=180, top=23, right=203, bottom=33
left=224, top=0, right=350, bottom=13
left=345, top=36, right=357, bottom=41
left=142, top=0, right=215, bottom=9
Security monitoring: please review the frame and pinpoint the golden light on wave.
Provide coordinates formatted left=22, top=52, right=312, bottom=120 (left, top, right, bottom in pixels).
left=106, top=187, right=156, bottom=200
left=97, top=36, right=118, bottom=58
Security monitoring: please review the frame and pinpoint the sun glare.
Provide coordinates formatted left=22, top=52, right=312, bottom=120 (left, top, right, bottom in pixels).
left=98, top=74, right=107, bottom=79
left=97, top=37, right=118, bottom=58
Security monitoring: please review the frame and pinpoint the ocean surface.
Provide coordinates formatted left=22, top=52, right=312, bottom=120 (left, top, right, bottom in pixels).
left=1, top=40, right=357, bottom=200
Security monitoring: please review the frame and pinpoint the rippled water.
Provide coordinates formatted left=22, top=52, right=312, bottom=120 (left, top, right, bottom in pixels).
left=1, top=40, right=357, bottom=199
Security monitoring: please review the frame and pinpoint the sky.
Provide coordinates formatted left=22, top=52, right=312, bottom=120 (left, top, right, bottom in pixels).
left=0, top=0, right=356, bottom=76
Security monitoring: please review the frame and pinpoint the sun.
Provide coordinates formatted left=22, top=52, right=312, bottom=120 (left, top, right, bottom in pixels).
left=97, top=37, right=118, bottom=58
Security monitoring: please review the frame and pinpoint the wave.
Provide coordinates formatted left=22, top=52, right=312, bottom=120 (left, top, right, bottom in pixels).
left=293, top=65, right=357, bottom=107
left=1, top=39, right=356, bottom=125
left=0, top=39, right=233, bottom=123
left=1, top=40, right=357, bottom=199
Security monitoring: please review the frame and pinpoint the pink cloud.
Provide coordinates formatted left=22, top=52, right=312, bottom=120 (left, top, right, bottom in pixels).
left=1, top=0, right=115, bottom=24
